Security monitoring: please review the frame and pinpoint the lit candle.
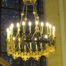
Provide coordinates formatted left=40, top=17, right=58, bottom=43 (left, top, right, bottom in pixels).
left=44, top=34, right=48, bottom=39
left=9, top=23, right=14, bottom=35
left=40, top=22, right=44, bottom=35
left=35, top=20, right=39, bottom=27
left=22, top=21, right=25, bottom=33
left=52, top=26, right=55, bottom=39
left=6, top=28, right=10, bottom=39
left=16, top=23, right=20, bottom=35
left=28, top=21, right=32, bottom=33
left=13, top=37, right=16, bottom=41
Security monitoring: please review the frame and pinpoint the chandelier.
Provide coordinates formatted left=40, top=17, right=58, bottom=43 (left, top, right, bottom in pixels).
left=6, top=0, right=56, bottom=61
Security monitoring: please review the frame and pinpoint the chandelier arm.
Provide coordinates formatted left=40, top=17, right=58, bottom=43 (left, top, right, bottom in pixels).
left=33, top=3, right=38, bottom=20
left=20, top=5, right=25, bottom=24
left=31, top=31, right=36, bottom=40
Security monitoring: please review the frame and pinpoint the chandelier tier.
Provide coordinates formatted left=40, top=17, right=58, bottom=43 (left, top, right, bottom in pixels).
left=6, top=0, right=56, bottom=61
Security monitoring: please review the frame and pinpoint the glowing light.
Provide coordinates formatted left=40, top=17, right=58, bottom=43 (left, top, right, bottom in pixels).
left=53, top=26, right=55, bottom=30
left=52, top=26, right=55, bottom=38
left=11, top=23, right=14, bottom=28
left=35, top=20, right=39, bottom=25
left=46, top=22, right=49, bottom=27
left=9, top=23, right=14, bottom=30
left=13, top=37, right=16, bottom=40
left=28, top=21, right=32, bottom=26
left=34, top=38, right=37, bottom=41
left=6, top=28, right=11, bottom=39
left=22, top=21, right=25, bottom=26
left=49, top=24, right=52, bottom=28
left=44, top=35, right=48, bottom=39
left=6, top=28, right=9, bottom=33
left=41, top=22, right=44, bottom=26
left=16, top=23, right=20, bottom=27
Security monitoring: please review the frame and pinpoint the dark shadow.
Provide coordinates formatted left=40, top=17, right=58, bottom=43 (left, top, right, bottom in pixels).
left=39, top=56, right=46, bottom=66
left=12, top=57, right=24, bottom=66
left=0, top=64, right=3, bottom=66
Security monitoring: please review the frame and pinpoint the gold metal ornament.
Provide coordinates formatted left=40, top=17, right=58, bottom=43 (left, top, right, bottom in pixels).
left=6, top=0, right=56, bottom=61
left=23, top=0, right=37, bottom=5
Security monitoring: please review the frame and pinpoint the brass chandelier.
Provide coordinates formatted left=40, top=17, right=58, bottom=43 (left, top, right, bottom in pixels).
left=6, top=0, right=56, bottom=61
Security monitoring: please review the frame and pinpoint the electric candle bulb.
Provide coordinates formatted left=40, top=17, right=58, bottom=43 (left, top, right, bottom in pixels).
left=35, top=20, right=39, bottom=32
left=40, top=22, right=44, bottom=35
left=6, top=28, right=10, bottom=39
left=9, top=23, right=14, bottom=30
left=6, top=28, right=9, bottom=33
left=28, top=21, right=32, bottom=26
left=41, top=22, right=44, bottom=27
left=9, top=23, right=14, bottom=35
left=13, top=37, right=15, bottom=40
left=22, top=21, right=25, bottom=33
left=28, top=21, right=32, bottom=33
left=22, top=21, right=25, bottom=26
left=46, top=22, right=49, bottom=27
left=35, top=20, right=39, bottom=25
left=53, top=26, right=55, bottom=30
left=11, top=23, right=14, bottom=28
left=49, top=24, right=52, bottom=28
left=44, top=35, right=48, bottom=39
left=16, top=23, right=20, bottom=28
left=53, top=26, right=55, bottom=38
left=16, top=22, right=20, bottom=35
left=34, top=38, right=37, bottom=41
